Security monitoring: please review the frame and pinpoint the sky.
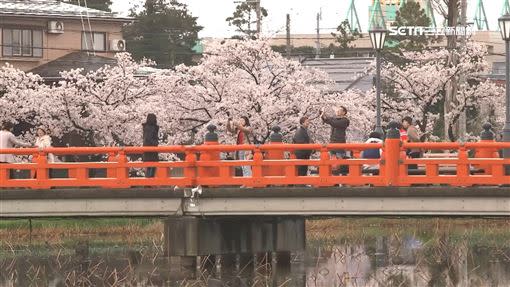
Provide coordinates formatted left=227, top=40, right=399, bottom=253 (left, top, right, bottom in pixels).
left=110, top=0, right=505, bottom=38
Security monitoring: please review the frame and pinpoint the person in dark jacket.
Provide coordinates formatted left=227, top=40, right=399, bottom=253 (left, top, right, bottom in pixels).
left=321, top=106, right=350, bottom=158
left=362, top=131, right=383, bottom=171
left=143, top=113, right=159, bottom=178
left=293, top=116, right=312, bottom=176
left=362, top=132, right=383, bottom=159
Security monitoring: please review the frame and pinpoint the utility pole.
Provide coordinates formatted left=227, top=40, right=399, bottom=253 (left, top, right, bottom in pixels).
left=316, top=10, right=321, bottom=58
left=256, top=0, right=261, bottom=35
left=444, top=0, right=459, bottom=141
left=458, top=0, right=467, bottom=141
left=286, top=14, right=291, bottom=59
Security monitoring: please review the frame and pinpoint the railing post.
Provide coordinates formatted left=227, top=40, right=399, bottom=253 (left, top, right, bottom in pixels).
left=101, top=151, right=118, bottom=188
left=456, top=145, right=470, bottom=186
left=30, top=153, right=37, bottom=179
left=115, top=150, right=129, bottom=188
left=106, top=151, right=117, bottom=179
left=184, top=149, right=197, bottom=187
left=264, top=126, right=285, bottom=177
left=383, top=122, right=401, bottom=186
left=317, top=146, right=332, bottom=187
left=250, top=146, right=265, bottom=187
left=0, top=163, right=7, bottom=185
left=35, top=150, right=51, bottom=189
left=475, top=123, right=498, bottom=175
left=198, top=124, right=220, bottom=179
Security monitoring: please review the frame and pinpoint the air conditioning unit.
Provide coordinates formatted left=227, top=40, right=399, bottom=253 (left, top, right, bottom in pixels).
left=110, top=39, right=126, bottom=52
left=47, top=21, right=64, bottom=34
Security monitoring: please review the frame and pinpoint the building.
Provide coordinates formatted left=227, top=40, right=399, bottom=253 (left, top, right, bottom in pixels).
left=369, top=0, right=432, bottom=28
left=270, top=30, right=506, bottom=92
left=0, top=0, right=132, bottom=77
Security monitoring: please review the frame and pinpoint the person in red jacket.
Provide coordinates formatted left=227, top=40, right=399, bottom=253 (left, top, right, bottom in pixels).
left=227, top=116, right=253, bottom=177
left=399, top=122, right=408, bottom=142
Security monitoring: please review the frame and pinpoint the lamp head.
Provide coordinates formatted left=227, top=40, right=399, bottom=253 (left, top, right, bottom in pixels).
left=498, top=14, right=510, bottom=41
left=369, top=28, right=388, bottom=50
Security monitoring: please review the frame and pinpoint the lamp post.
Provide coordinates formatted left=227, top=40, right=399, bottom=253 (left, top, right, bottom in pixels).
left=369, top=28, right=387, bottom=136
left=499, top=14, right=510, bottom=172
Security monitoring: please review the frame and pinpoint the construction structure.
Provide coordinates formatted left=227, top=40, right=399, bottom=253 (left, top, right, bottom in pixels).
left=369, top=0, right=387, bottom=30
left=503, top=0, right=510, bottom=16
left=423, top=0, right=437, bottom=28
left=368, top=0, right=436, bottom=29
left=346, top=0, right=362, bottom=33
left=474, top=0, right=489, bottom=30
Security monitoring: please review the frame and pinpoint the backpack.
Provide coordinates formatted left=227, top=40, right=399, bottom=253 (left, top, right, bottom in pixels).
left=362, top=148, right=380, bottom=159
left=362, top=139, right=381, bottom=159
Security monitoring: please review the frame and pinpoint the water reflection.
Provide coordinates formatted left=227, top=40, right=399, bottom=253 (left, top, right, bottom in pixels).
left=306, top=235, right=510, bottom=287
left=1, top=219, right=509, bottom=286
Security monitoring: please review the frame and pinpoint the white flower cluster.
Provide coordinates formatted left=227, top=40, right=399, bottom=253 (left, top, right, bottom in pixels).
left=0, top=40, right=503, bottom=147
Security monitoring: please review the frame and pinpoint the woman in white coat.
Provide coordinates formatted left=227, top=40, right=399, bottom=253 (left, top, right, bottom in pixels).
left=35, top=127, right=55, bottom=162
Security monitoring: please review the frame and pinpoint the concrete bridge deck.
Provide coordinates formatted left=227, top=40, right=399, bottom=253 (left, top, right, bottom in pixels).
left=1, top=187, right=508, bottom=217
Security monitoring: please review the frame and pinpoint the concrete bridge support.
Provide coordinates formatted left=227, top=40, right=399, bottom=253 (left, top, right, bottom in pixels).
left=163, top=216, right=306, bottom=271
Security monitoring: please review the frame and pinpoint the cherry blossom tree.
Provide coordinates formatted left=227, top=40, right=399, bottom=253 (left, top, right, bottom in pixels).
left=1, top=39, right=504, bottom=147
left=169, top=38, right=373, bottom=144
left=0, top=64, right=42, bottom=128
left=1, top=54, right=170, bottom=146
left=1, top=39, right=374, bottom=147
left=379, top=41, right=504, bottom=140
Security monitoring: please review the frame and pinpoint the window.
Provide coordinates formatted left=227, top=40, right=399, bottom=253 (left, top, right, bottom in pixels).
left=493, top=62, right=506, bottom=75
left=2, top=29, right=43, bottom=57
left=81, top=32, right=106, bottom=51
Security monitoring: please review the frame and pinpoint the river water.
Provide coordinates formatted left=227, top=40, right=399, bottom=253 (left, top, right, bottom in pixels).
left=0, top=218, right=509, bottom=286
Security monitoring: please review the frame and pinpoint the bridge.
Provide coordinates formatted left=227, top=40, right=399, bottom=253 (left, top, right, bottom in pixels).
left=1, top=126, right=509, bottom=258
left=1, top=126, right=509, bottom=217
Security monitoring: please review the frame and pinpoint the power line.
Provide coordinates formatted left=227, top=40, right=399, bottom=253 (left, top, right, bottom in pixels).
left=0, top=45, right=202, bottom=58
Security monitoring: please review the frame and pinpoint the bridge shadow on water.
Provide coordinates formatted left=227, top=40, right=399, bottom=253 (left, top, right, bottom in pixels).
left=0, top=217, right=509, bottom=286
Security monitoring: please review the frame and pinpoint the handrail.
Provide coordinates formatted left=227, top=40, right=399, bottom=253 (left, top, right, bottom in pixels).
left=403, top=142, right=510, bottom=149
left=0, top=141, right=509, bottom=189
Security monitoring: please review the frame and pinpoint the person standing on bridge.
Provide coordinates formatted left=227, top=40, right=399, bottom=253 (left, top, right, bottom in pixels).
left=321, top=106, right=350, bottom=159
left=293, top=116, right=312, bottom=176
left=399, top=122, right=408, bottom=143
left=35, top=127, right=55, bottom=163
left=143, top=114, right=159, bottom=178
left=361, top=131, right=383, bottom=171
left=0, top=122, right=32, bottom=179
left=227, top=116, right=253, bottom=177
left=402, top=116, right=421, bottom=169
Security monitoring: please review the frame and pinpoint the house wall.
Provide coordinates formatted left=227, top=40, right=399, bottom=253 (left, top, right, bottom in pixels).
left=0, top=16, right=126, bottom=71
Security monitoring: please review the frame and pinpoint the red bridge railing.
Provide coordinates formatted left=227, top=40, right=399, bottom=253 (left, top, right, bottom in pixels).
left=1, top=139, right=509, bottom=189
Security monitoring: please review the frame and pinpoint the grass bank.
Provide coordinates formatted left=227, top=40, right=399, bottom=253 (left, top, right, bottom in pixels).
left=306, top=217, right=510, bottom=248
left=0, top=218, right=163, bottom=247
left=1, top=217, right=509, bottom=248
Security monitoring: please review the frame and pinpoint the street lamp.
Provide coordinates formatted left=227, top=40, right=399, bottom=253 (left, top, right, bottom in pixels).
left=369, top=28, right=388, bottom=136
left=499, top=14, right=510, bottom=173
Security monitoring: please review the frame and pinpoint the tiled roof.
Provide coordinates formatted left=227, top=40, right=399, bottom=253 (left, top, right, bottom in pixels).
left=302, top=57, right=375, bottom=92
left=0, top=0, right=131, bottom=20
left=28, top=52, right=160, bottom=80
left=29, top=52, right=117, bottom=79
